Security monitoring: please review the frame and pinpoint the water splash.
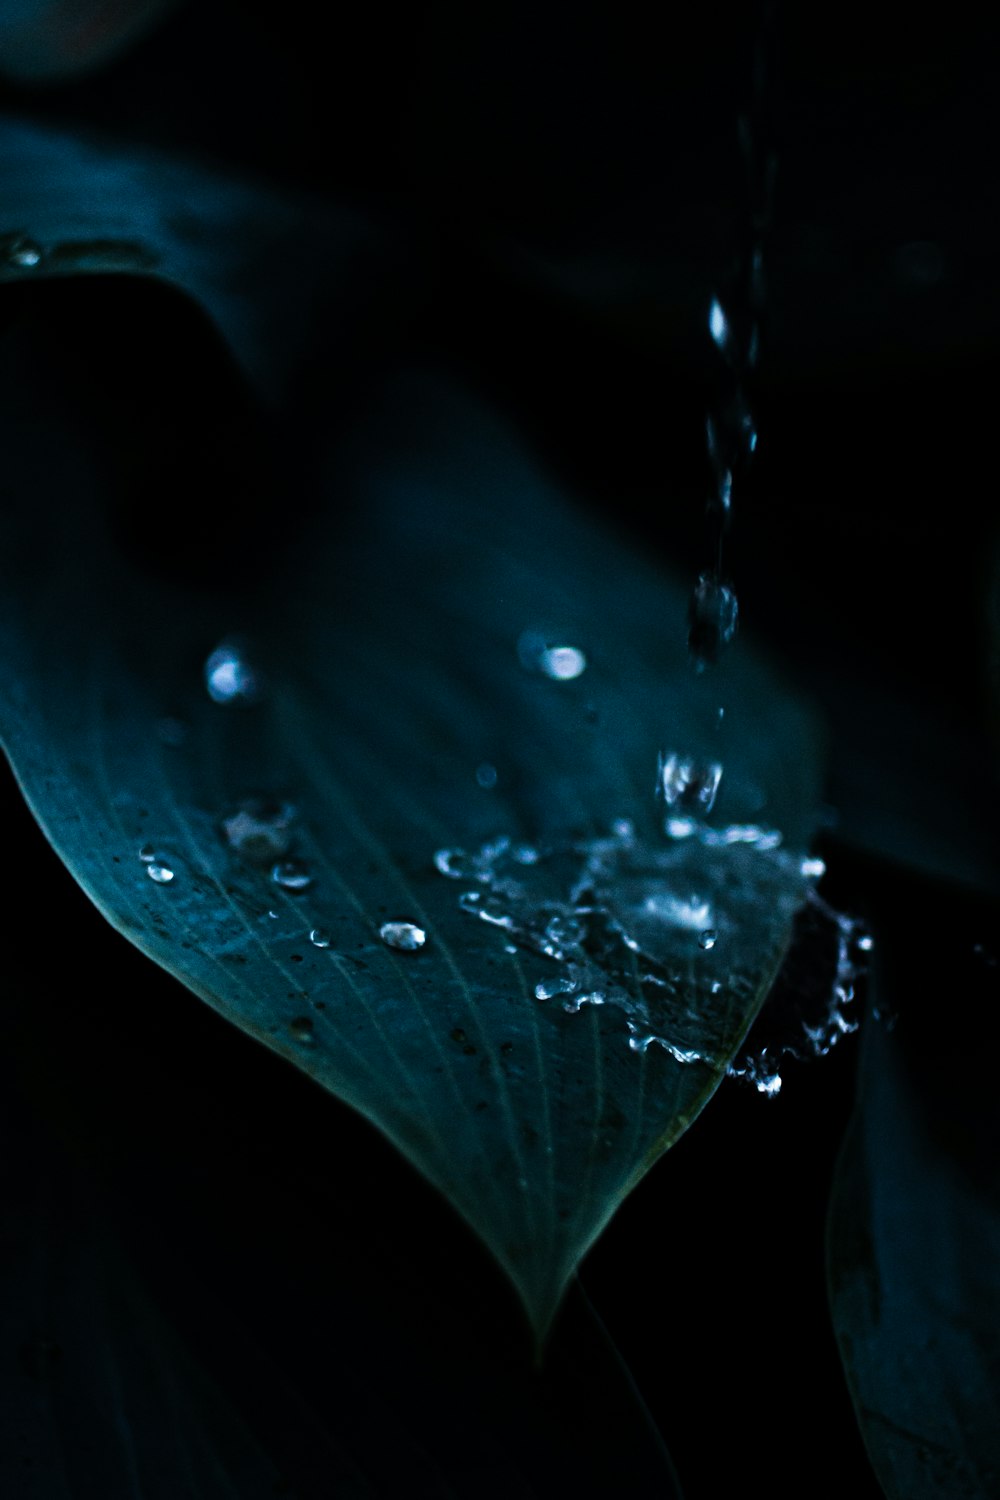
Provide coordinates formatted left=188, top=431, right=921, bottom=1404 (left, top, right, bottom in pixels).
left=435, top=820, right=805, bottom=1068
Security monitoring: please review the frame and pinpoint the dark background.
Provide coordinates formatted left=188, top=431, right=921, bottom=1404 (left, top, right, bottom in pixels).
left=1, top=4, right=998, bottom=1496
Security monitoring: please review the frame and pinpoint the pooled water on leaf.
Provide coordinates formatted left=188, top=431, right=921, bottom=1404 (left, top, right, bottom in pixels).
left=271, top=859, right=312, bottom=892
left=435, top=820, right=805, bottom=1068
left=146, top=862, right=174, bottom=884
left=379, top=921, right=427, bottom=953
left=204, top=641, right=261, bottom=704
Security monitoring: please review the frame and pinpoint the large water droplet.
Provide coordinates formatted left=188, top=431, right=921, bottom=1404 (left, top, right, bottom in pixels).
left=222, top=800, right=295, bottom=864
left=271, top=860, right=312, bottom=892
left=205, top=642, right=260, bottom=705
left=309, top=928, right=331, bottom=948
left=657, top=752, right=723, bottom=816
left=379, top=921, right=427, bottom=952
left=146, top=862, right=174, bottom=884
left=688, top=573, right=738, bottom=668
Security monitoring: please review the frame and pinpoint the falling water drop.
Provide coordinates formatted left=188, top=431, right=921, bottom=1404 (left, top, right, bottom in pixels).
left=379, top=921, right=427, bottom=953
left=271, top=860, right=312, bottom=892
left=657, top=752, right=723, bottom=815
left=204, top=641, right=260, bottom=704
left=687, top=573, right=739, bottom=668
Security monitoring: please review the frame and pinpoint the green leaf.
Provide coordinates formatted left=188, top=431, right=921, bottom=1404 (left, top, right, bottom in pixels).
left=0, top=343, right=821, bottom=1334
left=828, top=1012, right=1000, bottom=1498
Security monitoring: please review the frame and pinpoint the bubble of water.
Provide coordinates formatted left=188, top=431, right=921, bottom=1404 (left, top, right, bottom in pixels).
left=309, top=928, right=331, bottom=948
left=698, top=929, right=718, bottom=951
left=146, top=863, right=174, bottom=884
left=271, top=860, right=312, bottom=892
left=289, top=1016, right=314, bottom=1045
left=204, top=642, right=260, bottom=704
left=379, top=921, right=427, bottom=952
left=688, top=573, right=738, bottom=668
left=475, top=762, right=498, bottom=789
left=222, top=800, right=295, bottom=864
left=657, top=752, right=723, bottom=816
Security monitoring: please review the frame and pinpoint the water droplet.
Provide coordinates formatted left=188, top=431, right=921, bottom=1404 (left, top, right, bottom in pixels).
left=435, top=847, right=475, bottom=880
left=379, top=921, right=427, bottom=952
left=147, top=863, right=174, bottom=884
left=544, top=913, right=587, bottom=951
left=698, top=928, right=718, bottom=951
left=267, top=910, right=279, bottom=919
left=138, top=843, right=156, bottom=863
left=801, top=856, right=826, bottom=879
left=540, top=645, right=586, bottom=680
left=857, top=933, right=873, bottom=952
left=708, top=296, right=730, bottom=350
left=204, top=641, right=260, bottom=704
left=665, top=816, right=698, bottom=839
left=289, top=1016, right=314, bottom=1045
left=309, top=928, right=331, bottom=948
left=222, top=800, right=295, bottom=864
left=657, top=752, right=723, bottom=815
left=535, top=975, right=580, bottom=1000
left=611, top=818, right=634, bottom=841
left=642, top=892, right=713, bottom=931
left=4, top=234, right=42, bottom=268
left=271, top=860, right=312, bottom=892
left=475, top=762, right=498, bottom=789
left=688, top=573, right=738, bottom=667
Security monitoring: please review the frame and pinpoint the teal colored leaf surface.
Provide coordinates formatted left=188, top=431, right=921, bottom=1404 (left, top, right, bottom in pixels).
left=828, top=1011, right=1000, bottom=1498
left=0, top=344, right=821, bottom=1332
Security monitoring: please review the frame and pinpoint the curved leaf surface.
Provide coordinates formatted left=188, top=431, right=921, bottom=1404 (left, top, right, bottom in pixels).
left=828, top=1011, right=1000, bottom=1498
left=0, top=357, right=821, bottom=1332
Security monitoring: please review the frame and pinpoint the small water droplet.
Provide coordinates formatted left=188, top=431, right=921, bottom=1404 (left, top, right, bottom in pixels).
left=379, top=921, right=427, bottom=952
left=222, top=800, right=295, bottom=864
left=4, top=234, right=42, bottom=268
left=801, top=856, right=826, bottom=879
left=309, top=928, right=331, bottom=948
left=698, top=928, right=718, bottom=951
left=272, top=860, right=312, bottom=892
left=688, top=573, right=738, bottom=667
left=665, top=816, right=698, bottom=840
left=289, top=1016, right=314, bottom=1045
left=708, top=296, right=730, bottom=350
left=534, top=975, right=580, bottom=1001
left=857, top=933, right=873, bottom=952
left=657, top=752, right=723, bottom=816
left=540, top=645, right=586, bottom=680
left=138, top=843, right=156, bottom=862
left=147, top=863, right=174, bottom=884
left=435, top=848, right=475, bottom=880
left=205, top=641, right=260, bottom=704
left=475, top=762, right=498, bottom=789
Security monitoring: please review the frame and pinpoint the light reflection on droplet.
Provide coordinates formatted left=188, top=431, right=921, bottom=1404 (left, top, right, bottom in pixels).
left=204, top=642, right=260, bottom=704
left=309, top=928, right=331, bottom=948
left=379, top=921, right=426, bottom=952
left=146, top=863, right=174, bottom=884
left=271, top=860, right=312, bottom=892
